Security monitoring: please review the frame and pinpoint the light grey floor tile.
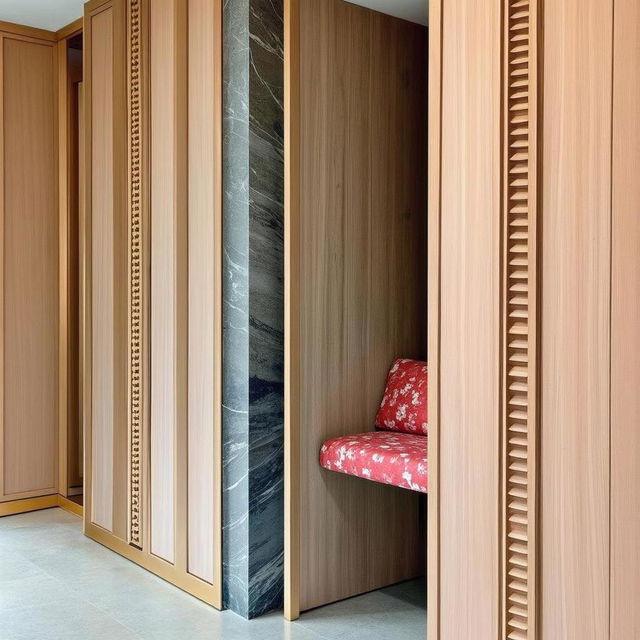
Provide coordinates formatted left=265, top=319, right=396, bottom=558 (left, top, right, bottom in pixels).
left=0, top=509, right=426, bottom=640
left=0, top=599, right=141, bottom=640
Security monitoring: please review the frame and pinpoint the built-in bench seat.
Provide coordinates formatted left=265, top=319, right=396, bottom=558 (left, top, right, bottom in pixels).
left=319, top=359, right=428, bottom=493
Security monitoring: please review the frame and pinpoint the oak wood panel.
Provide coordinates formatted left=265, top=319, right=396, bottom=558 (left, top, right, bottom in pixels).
left=611, top=1, right=640, bottom=636
left=427, top=0, right=442, bottom=636
left=1, top=36, right=58, bottom=498
left=110, top=0, right=129, bottom=544
left=541, top=1, right=613, bottom=637
left=89, top=6, right=115, bottom=530
left=438, top=1, right=501, bottom=637
left=186, top=0, right=222, bottom=585
left=288, top=0, right=427, bottom=615
left=149, top=0, right=188, bottom=565
left=0, top=22, right=56, bottom=42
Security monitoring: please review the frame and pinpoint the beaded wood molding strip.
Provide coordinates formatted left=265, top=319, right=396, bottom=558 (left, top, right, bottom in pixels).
left=502, top=0, right=539, bottom=638
left=127, top=0, right=144, bottom=550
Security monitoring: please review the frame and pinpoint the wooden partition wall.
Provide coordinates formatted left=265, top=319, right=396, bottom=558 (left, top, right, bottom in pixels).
left=285, top=0, right=428, bottom=619
left=83, top=0, right=223, bottom=606
left=0, top=22, right=59, bottom=509
left=430, top=1, right=640, bottom=638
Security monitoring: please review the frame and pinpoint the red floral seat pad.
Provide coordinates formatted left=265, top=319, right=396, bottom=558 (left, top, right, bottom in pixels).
left=320, top=430, right=427, bottom=493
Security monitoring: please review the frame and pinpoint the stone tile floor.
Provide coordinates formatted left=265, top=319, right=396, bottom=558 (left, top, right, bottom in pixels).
left=0, top=509, right=426, bottom=640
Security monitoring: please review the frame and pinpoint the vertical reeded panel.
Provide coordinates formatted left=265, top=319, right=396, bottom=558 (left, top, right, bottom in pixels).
left=90, top=7, right=115, bottom=530
left=2, top=37, right=58, bottom=498
left=541, top=0, right=612, bottom=637
left=150, top=0, right=187, bottom=564
left=127, top=0, right=144, bottom=549
left=611, top=0, right=640, bottom=636
left=501, top=1, right=539, bottom=638
left=187, top=0, right=220, bottom=584
left=439, top=0, right=501, bottom=637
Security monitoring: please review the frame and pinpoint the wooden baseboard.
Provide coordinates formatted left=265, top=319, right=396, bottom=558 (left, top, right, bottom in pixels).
left=0, top=494, right=84, bottom=518
left=0, top=494, right=59, bottom=517
left=57, top=495, right=83, bottom=518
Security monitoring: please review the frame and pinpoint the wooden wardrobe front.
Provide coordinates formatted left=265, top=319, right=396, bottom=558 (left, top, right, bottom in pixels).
left=430, top=0, right=640, bottom=638
left=0, top=22, right=59, bottom=510
left=83, top=0, right=223, bottom=607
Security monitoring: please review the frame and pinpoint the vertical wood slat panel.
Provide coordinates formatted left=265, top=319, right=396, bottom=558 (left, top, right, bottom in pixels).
left=438, top=0, right=502, bottom=637
left=149, top=0, right=187, bottom=565
left=187, top=0, right=222, bottom=585
left=501, top=1, right=539, bottom=638
left=541, top=0, right=613, bottom=637
left=1, top=36, right=58, bottom=499
left=611, top=0, right=640, bottom=636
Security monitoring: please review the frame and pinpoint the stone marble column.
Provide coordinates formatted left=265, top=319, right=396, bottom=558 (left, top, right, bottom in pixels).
left=222, top=0, right=284, bottom=619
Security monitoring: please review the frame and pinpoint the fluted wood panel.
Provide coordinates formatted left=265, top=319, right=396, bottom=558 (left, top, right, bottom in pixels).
left=541, top=0, right=613, bottom=637
left=611, top=0, right=640, bottom=636
left=501, top=1, right=539, bottom=638
left=1, top=35, right=58, bottom=499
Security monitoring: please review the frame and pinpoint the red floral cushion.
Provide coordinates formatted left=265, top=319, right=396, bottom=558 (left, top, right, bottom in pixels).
left=375, top=359, right=428, bottom=435
left=320, top=431, right=427, bottom=493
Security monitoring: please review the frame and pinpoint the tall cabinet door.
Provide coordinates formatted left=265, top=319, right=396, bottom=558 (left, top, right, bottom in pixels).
left=0, top=30, right=59, bottom=505
left=83, top=0, right=222, bottom=608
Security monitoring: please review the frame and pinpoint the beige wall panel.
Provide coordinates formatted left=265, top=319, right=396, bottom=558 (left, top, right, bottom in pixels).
left=541, top=1, right=613, bottom=637
left=2, top=37, right=58, bottom=497
left=438, top=1, right=501, bottom=637
left=187, top=0, right=217, bottom=584
left=89, top=7, right=115, bottom=530
left=295, top=0, right=427, bottom=613
left=611, top=0, right=640, bottom=636
left=150, top=0, right=187, bottom=564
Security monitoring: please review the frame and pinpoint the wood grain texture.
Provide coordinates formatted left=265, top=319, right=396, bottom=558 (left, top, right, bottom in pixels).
left=541, top=0, right=613, bottom=637
left=501, top=1, right=540, bottom=637
left=89, top=6, right=115, bottom=530
left=427, top=0, right=442, bottom=637
left=186, top=0, right=221, bottom=585
left=438, top=1, right=501, bottom=637
left=288, top=0, right=427, bottom=614
left=611, top=0, right=640, bottom=636
left=1, top=36, right=58, bottom=498
left=149, top=0, right=188, bottom=565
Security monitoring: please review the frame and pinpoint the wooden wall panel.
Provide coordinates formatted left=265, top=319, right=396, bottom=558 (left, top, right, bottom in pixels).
left=1, top=36, right=58, bottom=498
left=84, top=0, right=221, bottom=607
left=149, top=0, right=187, bottom=565
left=85, top=0, right=128, bottom=536
left=89, top=6, right=115, bottom=530
left=186, top=0, right=221, bottom=584
left=611, top=0, right=640, bottom=636
left=437, top=1, right=502, bottom=637
left=541, top=0, right=613, bottom=637
left=287, top=0, right=427, bottom=616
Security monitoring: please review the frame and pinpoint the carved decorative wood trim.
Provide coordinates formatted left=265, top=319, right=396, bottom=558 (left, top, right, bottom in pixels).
left=127, top=0, right=144, bottom=549
left=502, top=0, right=539, bottom=638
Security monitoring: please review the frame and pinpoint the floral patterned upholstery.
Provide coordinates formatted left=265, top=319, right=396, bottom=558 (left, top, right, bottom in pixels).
left=319, top=359, right=428, bottom=492
left=320, top=431, right=427, bottom=493
left=375, top=359, right=428, bottom=435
